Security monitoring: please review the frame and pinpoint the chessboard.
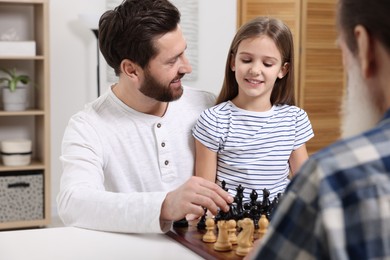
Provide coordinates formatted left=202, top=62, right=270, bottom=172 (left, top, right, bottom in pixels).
left=166, top=184, right=281, bottom=259
left=167, top=219, right=244, bottom=260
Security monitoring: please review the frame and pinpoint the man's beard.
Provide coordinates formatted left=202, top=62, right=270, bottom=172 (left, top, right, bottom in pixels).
left=139, top=69, right=184, bottom=102
left=341, top=59, right=382, bottom=138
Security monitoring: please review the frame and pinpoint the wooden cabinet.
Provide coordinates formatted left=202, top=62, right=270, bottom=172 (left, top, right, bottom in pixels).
left=237, top=0, right=344, bottom=154
left=0, top=0, right=50, bottom=229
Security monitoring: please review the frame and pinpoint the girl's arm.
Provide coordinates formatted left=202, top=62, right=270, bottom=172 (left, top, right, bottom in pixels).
left=194, top=139, right=218, bottom=183
left=289, top=144, right=309, bottom=177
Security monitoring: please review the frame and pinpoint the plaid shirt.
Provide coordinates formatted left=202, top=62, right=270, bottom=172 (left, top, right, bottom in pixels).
left=251, top=109, right=390, bottom=260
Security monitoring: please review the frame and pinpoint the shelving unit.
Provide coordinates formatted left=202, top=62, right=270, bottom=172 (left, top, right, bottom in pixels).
left=0, top=0, right=50, bottom=229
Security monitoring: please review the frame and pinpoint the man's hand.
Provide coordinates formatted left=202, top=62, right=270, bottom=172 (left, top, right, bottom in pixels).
left=160, top=176, right=234, bottom=221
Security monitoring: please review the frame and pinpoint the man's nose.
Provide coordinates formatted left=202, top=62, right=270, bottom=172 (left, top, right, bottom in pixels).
left=179, top=54, right=192, bottom=74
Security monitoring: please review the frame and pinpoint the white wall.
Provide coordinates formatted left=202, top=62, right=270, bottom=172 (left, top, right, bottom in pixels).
left=49, top=0, right=237, bottom=217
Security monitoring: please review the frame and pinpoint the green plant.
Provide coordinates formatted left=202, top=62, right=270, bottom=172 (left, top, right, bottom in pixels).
left=0, top=68, right=30, bottom=92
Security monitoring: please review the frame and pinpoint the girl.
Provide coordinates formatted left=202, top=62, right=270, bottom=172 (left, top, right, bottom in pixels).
left=192, top=17, right=314, bottom=200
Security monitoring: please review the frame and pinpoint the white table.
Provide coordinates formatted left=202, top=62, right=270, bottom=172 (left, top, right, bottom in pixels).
left=0, top=227, right=203, bottom=260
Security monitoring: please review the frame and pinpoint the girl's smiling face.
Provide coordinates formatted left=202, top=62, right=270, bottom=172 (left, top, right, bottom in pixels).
left=231, top=35, right=288, bottom=110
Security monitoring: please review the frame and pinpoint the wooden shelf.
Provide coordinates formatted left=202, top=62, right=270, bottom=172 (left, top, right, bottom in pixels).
left=0, top=160, right=46, bottom=172
left=0, top=109, right=45, bottom=116
left=0, top=55, right=45, bottom=60
left=0, top=218, right=49, bottom=230
left=0, top=0, right=50, bottom=229
left=0, top=0, right=45, bottom=4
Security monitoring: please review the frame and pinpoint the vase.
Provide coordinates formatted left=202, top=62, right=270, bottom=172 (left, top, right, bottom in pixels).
left=2, top=86, right=28, bottom=111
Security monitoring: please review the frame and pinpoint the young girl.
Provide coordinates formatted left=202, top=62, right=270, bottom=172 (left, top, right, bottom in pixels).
left=192, top=17, right=314, bottom=201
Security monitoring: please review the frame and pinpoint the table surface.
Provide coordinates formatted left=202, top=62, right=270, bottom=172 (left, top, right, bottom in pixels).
left=0, top=227, right=203, bottom=260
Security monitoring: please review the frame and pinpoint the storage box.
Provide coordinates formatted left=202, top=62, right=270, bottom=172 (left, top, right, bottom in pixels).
left=0, top=171, right=43, bottom=222
left=0, top=41, right=36, bottom=56
left=1, top=139, right=32, bottom=166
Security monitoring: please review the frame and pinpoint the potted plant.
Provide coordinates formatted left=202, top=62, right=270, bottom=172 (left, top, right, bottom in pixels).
left=0, top=68, right=30, bottom=111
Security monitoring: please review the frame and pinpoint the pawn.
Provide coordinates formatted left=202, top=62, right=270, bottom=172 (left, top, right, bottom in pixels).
left=258, top=214, right=269, bottom=240
left=202, top=218, right=217, bottom=243
left=214, top=220, right=232, bottom=251
left=236, top=218, right=254, bottom=257
left=227, top=219, right=238, bottom=245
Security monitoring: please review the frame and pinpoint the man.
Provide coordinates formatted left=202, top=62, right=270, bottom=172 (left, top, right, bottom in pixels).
left=57, top=0, right=233, bottom=233
left=250, top=0, right=390, bottom=259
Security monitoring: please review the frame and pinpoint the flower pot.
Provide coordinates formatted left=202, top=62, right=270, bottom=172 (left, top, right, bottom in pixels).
left=2, top=86, right=28, bottom=111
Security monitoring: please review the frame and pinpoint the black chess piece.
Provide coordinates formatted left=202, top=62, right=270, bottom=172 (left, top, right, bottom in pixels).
left=242, top=203, right=251, bottom=219
left=221, top=180, right=229, bottom=192
left=249, top=204, right=260, bottom=229
left=250, top=189, right=258, bottom=207
left=173, top=217, right=189, bottom=228
left=268, top=192, right=282, bottom=220
left=197, top=207, right=207, bottom=230
left=261, top=188, right=271, bottom=219
left=235, top=184, right=245, bottom=217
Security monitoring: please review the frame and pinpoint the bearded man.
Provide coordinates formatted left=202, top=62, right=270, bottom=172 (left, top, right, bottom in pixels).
left=57, top=0, right=233, bottom=234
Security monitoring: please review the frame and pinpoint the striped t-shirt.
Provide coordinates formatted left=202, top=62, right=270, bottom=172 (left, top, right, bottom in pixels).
left=192, top=101, right=314, bottom=201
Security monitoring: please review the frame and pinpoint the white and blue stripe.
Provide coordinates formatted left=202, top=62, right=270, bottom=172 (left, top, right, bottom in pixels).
left=192, top=101, right=314, bottom=200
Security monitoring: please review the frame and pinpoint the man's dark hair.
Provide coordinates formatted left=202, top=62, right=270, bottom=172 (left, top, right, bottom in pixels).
left=338, top=0, right=390, bottom=54
left=98, top=0, right=181, bottom=75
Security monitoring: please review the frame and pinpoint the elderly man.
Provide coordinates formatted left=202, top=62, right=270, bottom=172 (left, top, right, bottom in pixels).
left=250, top=0, right=390, bottom=259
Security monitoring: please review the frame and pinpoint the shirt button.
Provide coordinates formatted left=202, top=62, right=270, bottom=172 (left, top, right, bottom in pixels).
left=157, top=123, right=162, bottom=128
left=164, top=160, right=169, bottom=165
left=161, top=142, right=165, bottom=147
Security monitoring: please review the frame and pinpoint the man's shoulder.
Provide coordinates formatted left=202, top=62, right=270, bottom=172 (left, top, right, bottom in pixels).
left=182, top=86, right=215, bottom=99
left=313, top=126, right=388, bottom=161
left=303, top=126, right=390, bottom=183
left=180, top=86, right=216, bottom=108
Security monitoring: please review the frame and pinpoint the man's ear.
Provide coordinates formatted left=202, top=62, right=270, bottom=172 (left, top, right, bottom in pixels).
left=120, top=59, right=139, bottom=78
left=278, top=62, right=290, bottom=79
left=355, top=25, right=375, bottom=78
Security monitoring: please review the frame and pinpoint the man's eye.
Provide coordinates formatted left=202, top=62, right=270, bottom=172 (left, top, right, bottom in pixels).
left=168, top=57, right=178, bottom=64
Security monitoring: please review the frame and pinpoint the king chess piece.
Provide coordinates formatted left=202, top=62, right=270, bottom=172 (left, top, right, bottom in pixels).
left=214, top=220, right=232, bottom=251
left=236, top=218, right=254, bottom=256
left=202, top=218, right=217, bottom=243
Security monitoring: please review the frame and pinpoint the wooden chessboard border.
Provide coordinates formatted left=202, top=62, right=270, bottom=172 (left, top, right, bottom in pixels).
left=166, top=220, right=244, bottom=260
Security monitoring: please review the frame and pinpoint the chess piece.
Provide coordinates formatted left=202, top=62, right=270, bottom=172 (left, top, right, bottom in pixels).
left=229, top=203, right=238, bottom=221
left=250, top=189, right=258, bottom=207
left=202, top=218, right=217, bottom=243
left=197, top=207, right=207, bottom=230
left=236, top=218, right=254, bottom=256
left=235, top=185, right=245, bottom=217
left=258, top=214, right=269, bottom=239
left=173, top=217, right=188, bottom=228
left=214, top=220, right=232, bottom=251
left=261, top=188, right=271, bottom=218
left=249, top=204, right=260, bottom=229
left=227, top=219, right=238, bottom=245
left=221, top=180, right=229, bottom=192
left=242, top=203, right=251, bottom=219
